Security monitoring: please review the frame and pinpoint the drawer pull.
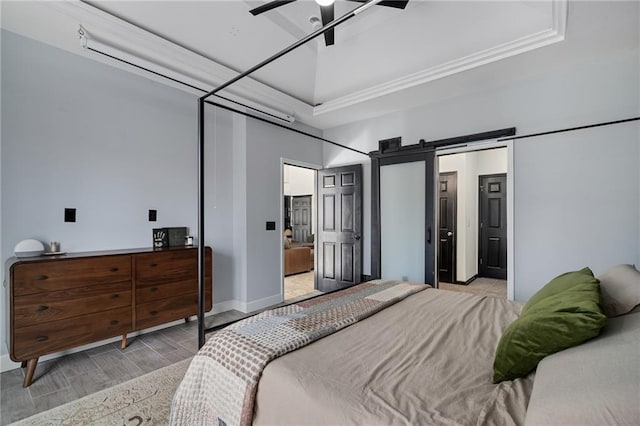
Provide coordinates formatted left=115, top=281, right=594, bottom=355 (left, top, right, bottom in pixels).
left=109, top=267, right=119, bottom=272
left=150, top=310, right=158, bottom=316
left=110, top=320, right=119, bottom=325
left=111, top=294, right=119, bottom=299
left=36, top=275, right=48, bottom=281
left=150, top=263, right=158, bottom=268
left=36, top=305, right=49, bottom=312
left=150, top=287, right=158, bottom=292
left=36, top=336, right=48, bottom=342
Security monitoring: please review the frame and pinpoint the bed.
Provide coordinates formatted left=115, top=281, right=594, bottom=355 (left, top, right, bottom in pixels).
left=170, top=265, right=640, bottom=426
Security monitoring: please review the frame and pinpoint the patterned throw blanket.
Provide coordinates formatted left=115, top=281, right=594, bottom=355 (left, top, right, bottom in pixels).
left=169, top=280, right=427, bottom=426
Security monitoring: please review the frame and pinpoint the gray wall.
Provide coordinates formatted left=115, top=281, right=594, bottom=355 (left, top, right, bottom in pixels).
left=246, top=119, right=323, bottom=306
left=0, top=30, right=214, bottom=360
left=0, top=30, right=324, bottom=365
left=323, top=1, right=640, bottom=301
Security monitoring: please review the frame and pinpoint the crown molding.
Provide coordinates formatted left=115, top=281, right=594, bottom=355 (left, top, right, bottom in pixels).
left=313, top=0, right=568, bottom=116
left=45, top=1, right=314, bottom=122
left=15, top=0, right=568, bottom=127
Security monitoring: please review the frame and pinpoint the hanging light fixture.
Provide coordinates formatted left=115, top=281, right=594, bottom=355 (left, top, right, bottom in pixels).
left=315, top=0, right=335, bottom=6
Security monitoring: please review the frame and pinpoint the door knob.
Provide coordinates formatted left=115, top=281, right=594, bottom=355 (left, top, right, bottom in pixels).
left=447, top=232, right=453, bottom=237
left=354, top=234, right=361, bottom=241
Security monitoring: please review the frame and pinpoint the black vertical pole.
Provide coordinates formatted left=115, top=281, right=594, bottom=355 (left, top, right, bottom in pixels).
left=197, top=98, right=206, bottom=348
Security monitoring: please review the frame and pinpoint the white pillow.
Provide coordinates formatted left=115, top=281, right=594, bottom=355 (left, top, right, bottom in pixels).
left=597, top=264, right=640, bottom=317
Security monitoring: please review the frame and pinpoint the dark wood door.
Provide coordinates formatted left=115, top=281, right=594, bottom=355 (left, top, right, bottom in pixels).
left=317, top=164, right=362, bottom=292
left=479, top=174, right=507, bottom=279
left=438, top=172, right=457, bottom=283
left=292, top=195, right=312, bottom=243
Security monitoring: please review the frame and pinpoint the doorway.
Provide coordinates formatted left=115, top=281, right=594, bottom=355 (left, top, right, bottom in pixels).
left=436, top=147, right=509, bottom=299
left=282, top=164, right=318, bottom=302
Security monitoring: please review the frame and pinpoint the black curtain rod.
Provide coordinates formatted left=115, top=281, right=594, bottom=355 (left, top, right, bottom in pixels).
left=197, top=0, right=382, bottom=347
left=497, top=117, right=640, bottom=141
left=205, top=101, right=369, bottom=156
left=85, top=46, right=369, bottom=156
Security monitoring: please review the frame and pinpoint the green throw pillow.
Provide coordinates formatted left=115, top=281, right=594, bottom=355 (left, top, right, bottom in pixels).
left=493, top=268, right=607, bottom=383
left=522, top=267, right=596, bottom=315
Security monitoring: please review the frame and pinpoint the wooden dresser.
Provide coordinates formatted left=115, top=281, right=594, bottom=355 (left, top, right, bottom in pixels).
left=5, top=246, right=212, bottom=387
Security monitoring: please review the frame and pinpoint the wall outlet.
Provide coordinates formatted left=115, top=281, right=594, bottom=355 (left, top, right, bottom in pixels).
left=64, top=208, right=76, bottom=223
left=266, top=221, right=276, bottom=231
left=148, top=209, right=157, bottom=222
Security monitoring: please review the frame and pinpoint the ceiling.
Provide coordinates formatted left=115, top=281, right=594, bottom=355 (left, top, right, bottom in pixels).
left=1, top=0, right=572, bottom=129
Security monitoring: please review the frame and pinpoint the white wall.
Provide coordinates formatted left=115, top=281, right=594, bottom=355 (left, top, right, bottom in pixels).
left=324, top=1, right=640, bottom=301
left=283, top=164, right=315, bottom=196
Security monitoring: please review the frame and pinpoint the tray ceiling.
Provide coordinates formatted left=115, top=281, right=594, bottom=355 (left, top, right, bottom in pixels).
left=1, top=0, right=567, bottom=128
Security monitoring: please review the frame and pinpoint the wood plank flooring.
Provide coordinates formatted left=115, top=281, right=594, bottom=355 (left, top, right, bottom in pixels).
left=0, top=310, right=244, bottom=425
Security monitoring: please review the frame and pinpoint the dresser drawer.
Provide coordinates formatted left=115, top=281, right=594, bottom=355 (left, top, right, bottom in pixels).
left=13, top=282, right=132, bottom=329
left=135, top=250, right=196, bottom=283
left=12, top=307, right=131, bottom=361
left=136, top=290, right=211, bottom=330
left=134, top=248, right=211, bottom=284
left=12, top=256, right=131, bottom=296
left=136, top=276, right=212, bottom=304
left=136, top=278, right=199, bottom=304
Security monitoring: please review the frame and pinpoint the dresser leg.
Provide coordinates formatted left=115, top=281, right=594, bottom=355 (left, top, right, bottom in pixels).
left=23, top=358, right=38, bottom=388
left=121, top=334, right=127, bottom=350
left=184, top=317, right=190, bottom=323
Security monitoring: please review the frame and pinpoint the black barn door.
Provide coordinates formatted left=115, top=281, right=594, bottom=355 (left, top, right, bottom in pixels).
left=438, top=172, right=457, bottom=283
left=479, top=174, right=507, bottom=279
left=317, top=164, right=362, bottom=292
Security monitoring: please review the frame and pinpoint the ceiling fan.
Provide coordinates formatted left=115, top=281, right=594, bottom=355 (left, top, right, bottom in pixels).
left=249, top=0, right=410, bottom=46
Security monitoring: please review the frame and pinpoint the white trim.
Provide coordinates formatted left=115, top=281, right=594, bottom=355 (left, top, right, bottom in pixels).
left=210, top=299, right=243, bottom=315
left=242, top=294, right=284, bottom=314
left=314, top=0, right=568, bottom=116
left=35, top=0, right=566, bottom=123
left=506, top=140, right=515, bottom=301
left=435, top=139, right=515, bottom=301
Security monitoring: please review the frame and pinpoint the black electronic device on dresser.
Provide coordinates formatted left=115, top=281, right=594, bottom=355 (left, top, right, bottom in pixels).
left=5, top=246, right=212, bottom=387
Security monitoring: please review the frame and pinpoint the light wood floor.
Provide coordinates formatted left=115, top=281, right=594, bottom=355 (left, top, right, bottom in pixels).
left=438, top=277, right=507, bottom=298
left=0, top=311, right=244, bottom=425
left=284, top=270, right=319, bottom=301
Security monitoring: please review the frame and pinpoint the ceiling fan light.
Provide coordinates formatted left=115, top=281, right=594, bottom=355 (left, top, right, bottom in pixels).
left=315, top=0, right=335, bottom=6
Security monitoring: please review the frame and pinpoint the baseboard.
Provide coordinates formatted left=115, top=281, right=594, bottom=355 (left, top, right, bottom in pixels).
left=455, top=275, right=478, bottom=286
left=210, top=299, right=243, bottom=314
left=242, top=294, right=283, bottom=313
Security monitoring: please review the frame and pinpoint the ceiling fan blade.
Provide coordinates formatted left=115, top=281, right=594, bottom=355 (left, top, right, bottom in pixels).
left=249, top=0, right=297, bottom=16
left=320, top=4, right=335, bottom=46
left=346, top=0, right=409, bottom=9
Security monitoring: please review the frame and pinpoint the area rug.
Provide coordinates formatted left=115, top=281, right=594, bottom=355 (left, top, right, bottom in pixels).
left=11, top=358, right=191, bottom=426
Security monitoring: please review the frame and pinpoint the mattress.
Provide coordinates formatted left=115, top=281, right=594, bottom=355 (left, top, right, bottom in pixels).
left=253, top=288, right=533, bottom=426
